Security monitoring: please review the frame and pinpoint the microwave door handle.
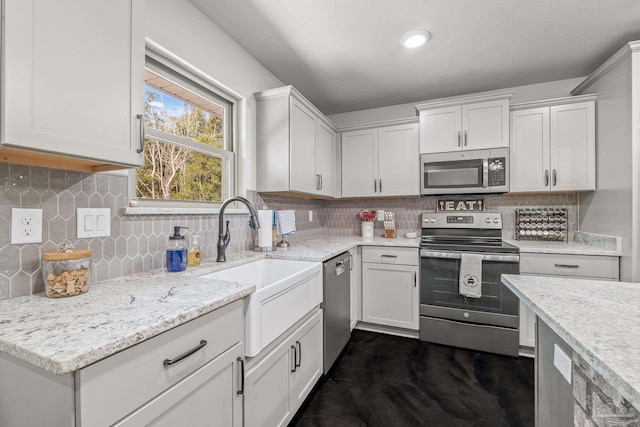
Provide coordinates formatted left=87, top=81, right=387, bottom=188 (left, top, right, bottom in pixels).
left=482, top=159, right=489, bottom=188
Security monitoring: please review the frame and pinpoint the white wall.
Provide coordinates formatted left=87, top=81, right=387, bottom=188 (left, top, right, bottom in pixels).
left=578, top=54, right=636, bottom=281
left=328, top=77, right=586, bottom=129
left=145, top=0, right=283, bottom=193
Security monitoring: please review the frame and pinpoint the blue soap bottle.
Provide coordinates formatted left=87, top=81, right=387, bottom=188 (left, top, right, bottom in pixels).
left=167, top=226, right=188, bottom=272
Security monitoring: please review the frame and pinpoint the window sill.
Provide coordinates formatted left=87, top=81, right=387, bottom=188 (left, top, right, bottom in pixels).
left=121, top=207, right=250, bottom=216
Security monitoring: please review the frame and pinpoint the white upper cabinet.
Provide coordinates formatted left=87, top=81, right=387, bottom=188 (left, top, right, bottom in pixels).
left=341, top=123, right=419, bottom=198
left=1, top=0, right=145, bottom=172
left=510, top=96, right=596, bottom=193
left=256, top=86, right=338, bottom=198
left=416, top=93, right=512, bottom=154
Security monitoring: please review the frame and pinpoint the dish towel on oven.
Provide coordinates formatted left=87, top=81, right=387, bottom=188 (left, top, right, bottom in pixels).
left=276, top=210, right=296, bottom=235
left=459, top=253, right=482, bottom=298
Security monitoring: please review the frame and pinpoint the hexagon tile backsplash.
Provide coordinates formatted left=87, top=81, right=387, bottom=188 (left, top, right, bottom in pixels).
left=0, top=163, right=578, bottom=300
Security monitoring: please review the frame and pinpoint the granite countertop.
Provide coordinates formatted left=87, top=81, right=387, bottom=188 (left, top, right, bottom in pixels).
left=506, top=239, right=622, bottom=256
left=501, top=274, right=640, bottom=410
left=0, top=236, right=420, bottom=375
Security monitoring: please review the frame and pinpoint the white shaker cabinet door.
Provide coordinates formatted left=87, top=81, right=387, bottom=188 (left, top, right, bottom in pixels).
left=419, top=106, right=462, bottom=154
left=462, top=99, right=509, bottom=151
left=290, top=98, right=318, bottom=194
left=1, top=0, right=145, bottom=167
left=316, top=121, right=337, bottom=197
left=289, top=310, right=323, bottom=409
left=341, top=129, right=378, bottom=197
left=510, top=108, right=551, bottom=192
left=378, top=123, right=419, bottom=196
left=550, top=101, right=596, bottom=192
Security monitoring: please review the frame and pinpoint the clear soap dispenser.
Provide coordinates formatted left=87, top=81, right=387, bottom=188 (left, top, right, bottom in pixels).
left=188, top=234, right=202, bottom=267
left=167, top=226, right=188, bottom=272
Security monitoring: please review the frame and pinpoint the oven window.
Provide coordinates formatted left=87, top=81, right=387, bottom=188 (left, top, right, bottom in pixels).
left=424, top=160, right=483, bottom=188
left=420, top=257, right=519, bottom=315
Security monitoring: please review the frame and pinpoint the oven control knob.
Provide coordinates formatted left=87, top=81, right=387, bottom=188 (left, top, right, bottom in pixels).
left=485, top=218, right=491, bottom=223
left=493, top=218, right=500, bottom=223
left=463, top=312, right=470, bottom=318
left=430, top=218, right=436, bottom=223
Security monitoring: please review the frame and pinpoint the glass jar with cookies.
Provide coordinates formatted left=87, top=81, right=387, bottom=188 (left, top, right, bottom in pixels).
left=42, top=249, right=91, bottom=298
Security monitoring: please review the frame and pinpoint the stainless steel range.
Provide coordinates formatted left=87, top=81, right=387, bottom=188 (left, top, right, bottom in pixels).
left=419, top=212, right=520, bottom=356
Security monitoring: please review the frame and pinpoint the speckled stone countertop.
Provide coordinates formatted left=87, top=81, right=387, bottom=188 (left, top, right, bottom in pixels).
left=0, top=237, right=420, bottom=375
left=505, top=239, right=622, bottom=256
left=502, top=274, right=640, bottom=410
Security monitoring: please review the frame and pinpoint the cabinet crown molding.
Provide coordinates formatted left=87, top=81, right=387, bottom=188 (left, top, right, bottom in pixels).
left=510, top=94, right=598, bottom=111
left=255, top=85, right=336, bottom=131
left=571, top=40, right=640, bottom=95
left=338, top=117, right=418, bottom=133
left=414, top=91, right=514, bottom=114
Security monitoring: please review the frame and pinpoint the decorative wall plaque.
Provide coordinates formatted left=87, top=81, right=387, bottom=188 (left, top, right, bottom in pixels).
left=437, top=199, right=485, bottom=212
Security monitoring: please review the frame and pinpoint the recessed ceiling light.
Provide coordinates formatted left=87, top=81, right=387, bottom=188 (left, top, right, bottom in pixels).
left=401, top=30, right=430, bottom=48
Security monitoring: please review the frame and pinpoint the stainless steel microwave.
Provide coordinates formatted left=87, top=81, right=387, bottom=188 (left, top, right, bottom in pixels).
left=420, top=148, right=509, bottom=195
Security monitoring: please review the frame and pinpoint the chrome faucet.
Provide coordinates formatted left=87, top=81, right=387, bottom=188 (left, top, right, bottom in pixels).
left=217, top=196, right=260, bottom=262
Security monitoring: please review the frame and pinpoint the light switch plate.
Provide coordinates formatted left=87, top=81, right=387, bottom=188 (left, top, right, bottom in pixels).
left=77, top=208, right=111, bottom=238
left=11, top=208, right=43, bottom=244
left=553, top=343, right=572, bottom=384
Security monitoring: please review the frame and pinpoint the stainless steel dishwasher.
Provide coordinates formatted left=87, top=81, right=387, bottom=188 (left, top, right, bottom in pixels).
left=322, top=252, right=351, bottom=374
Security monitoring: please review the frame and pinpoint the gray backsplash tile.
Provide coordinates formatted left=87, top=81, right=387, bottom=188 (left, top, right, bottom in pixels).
left=0, top=162, right=579, bottom=300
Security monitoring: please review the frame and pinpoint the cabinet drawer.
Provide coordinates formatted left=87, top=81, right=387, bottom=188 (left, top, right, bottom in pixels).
left=77, top=300, right=243, bottom=427
left=362, top=246, right=418, bottom=266
left=520, top=253, right=619, bottom=279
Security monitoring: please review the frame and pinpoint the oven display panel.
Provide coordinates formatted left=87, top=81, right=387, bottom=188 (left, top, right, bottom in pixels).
left=446, top=216, right=474, bottom=224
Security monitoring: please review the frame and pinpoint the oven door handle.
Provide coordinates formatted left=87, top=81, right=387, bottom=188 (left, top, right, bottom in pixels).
left=420, top=250, right=519, bottom=263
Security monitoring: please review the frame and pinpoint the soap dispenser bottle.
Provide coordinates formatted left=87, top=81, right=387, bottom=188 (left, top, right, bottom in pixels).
left=188, top=234, right=201, bottom=267
left=167, top=226, right=188, bottom=272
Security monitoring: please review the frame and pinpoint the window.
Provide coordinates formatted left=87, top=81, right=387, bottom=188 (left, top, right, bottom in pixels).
left=133, top=55, right=236, bottom=206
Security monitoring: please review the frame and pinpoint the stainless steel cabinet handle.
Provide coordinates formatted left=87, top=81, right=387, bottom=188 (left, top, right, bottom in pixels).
left=555, top=264, right=579, bottom=268
left=544, top=170, right=550, bottom=187
left=464, top=130, right=468, bottom=146
left=381, top=254, right=398, bottom=258
left=319, top=174, right=323, bottom=190
left=552, top=169, right=557, bottom=186
left=163, top=339, right=207, bottom=367
left=349, top=254, right=353, bottom=271
left=457, top=131, right=461, bottom=147
left=295, top=341, right=302, bottom=368
left=379, top=179, right=382, bottom=193
left=374, top=179, right=377, bottom=193
left=316, top=174, right=320, bottom=190
left=237, top=357, right=245, bottom=395
left=413, top=271, right=417, bottom=287
left=136, top=114, right=145, bottom=154
left=291, top=345, right=297, bottom=372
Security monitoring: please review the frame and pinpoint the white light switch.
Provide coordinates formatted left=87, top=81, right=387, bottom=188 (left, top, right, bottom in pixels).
left=77, top=208, right=111, bottom=238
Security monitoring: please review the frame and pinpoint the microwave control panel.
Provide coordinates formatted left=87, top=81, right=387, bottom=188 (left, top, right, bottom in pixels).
left=488, top=157, right=506, bottom=187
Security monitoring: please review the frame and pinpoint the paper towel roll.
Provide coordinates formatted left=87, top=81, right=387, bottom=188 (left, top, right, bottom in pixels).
left=257, top=210, right=273, bottom=248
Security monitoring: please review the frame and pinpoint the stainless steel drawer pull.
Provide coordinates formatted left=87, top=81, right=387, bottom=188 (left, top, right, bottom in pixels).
left=544, top=170, right=550, bottom=187
left=555, top=264, right=579, bottom=268
left=163, top=339, right=207, bottom=367
left=381, top=254, right=398, bottom=258
left=457, top=131, right=461, bottom=147
left=464, top=130, right=468, bottom=146
left=552, top=169, right=558, bottom=186
left=295, top=341, right=302, bottom=368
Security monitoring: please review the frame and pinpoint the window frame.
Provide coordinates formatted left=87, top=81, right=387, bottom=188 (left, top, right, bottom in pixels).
left=129, top=47, right=238, bottom=208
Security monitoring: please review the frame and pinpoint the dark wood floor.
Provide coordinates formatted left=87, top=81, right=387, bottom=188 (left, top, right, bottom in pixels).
left=290, top=330, right=534, bottom=427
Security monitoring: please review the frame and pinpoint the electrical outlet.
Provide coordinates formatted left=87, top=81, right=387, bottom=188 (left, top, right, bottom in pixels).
left=377, top=210, right=385, bottom=221
left=309, top=210, right=313, bottom=222
left=11, top=208, right=43, bottom=244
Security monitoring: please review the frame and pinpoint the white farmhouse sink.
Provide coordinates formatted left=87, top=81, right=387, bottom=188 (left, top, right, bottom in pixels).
left=200, top=259, right=322, bottom=357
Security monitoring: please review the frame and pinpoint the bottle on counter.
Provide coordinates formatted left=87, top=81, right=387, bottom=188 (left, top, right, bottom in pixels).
left=167, top=226, right=188, bottom=272
left=188, top=234, right=202, bottom=267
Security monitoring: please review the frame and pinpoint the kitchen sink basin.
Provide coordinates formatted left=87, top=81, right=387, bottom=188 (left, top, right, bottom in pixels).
left=200, top=259, right=322, bottom=357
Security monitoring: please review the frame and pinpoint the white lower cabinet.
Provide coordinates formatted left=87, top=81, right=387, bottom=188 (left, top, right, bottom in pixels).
left=0, top=300, right=245, bottom=427
left=361, top=247, right=419, bottom=330
left=349, top=247, right=362, bottom=330
left=518, top=253, right=620, bottom=351
left=244, top=308, right=323, bottom=427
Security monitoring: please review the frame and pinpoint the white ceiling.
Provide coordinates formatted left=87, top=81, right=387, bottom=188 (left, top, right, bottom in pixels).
left=189, top=0, right=640, bottom=115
